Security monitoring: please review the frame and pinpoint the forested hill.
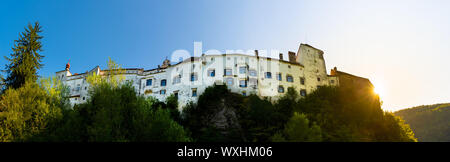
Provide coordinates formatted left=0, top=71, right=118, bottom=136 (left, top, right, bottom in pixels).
left=395, top=103, right=450, bottom=142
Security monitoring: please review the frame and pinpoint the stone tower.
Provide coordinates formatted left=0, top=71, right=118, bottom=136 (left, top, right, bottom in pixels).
left=296, top=44, right=329, bottom=93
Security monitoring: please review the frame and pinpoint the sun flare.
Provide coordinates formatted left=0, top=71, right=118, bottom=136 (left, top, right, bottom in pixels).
left=372, top=82, right=385, bottom=98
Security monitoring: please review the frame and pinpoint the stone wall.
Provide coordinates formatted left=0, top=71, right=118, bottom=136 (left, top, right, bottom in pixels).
left=57, top=44, right=360, bottom=110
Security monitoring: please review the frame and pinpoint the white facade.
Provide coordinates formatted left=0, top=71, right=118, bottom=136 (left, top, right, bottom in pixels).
left=56, top=44, right=339, bottom=110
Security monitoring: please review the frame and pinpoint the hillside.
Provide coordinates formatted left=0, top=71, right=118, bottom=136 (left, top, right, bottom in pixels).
left=395, top=103, right=450, bottom=142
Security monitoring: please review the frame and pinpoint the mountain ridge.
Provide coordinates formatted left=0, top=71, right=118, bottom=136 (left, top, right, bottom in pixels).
left=394, top=103, right=450, bottom=142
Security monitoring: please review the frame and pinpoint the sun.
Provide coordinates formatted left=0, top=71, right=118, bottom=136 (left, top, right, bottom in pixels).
left=373, top=86, right=383, bottom=96
left=372, top=82, right=385, bottom=98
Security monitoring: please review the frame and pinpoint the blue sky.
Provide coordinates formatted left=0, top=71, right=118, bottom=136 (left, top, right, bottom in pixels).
left=1, top=0, right=449, bottom=111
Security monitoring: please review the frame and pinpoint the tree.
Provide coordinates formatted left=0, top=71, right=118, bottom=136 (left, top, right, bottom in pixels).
left=181, top=84, right=245, bottom=142
left=374, top=112, right=417, bottom=142
left=86, top=57, right=125, bottom=87
left=0, top=82, right=62, bottom=142
left=239, top=95, right=281, bottom=142
left=39, top=76, right=71, bottom=109
left=2, top=22, right=44, bottom=91
left=295, top=86, right=416, bottom=142
left=271, top=112, right=322, bottom=142
left=275, top=87, right=299, bottom=125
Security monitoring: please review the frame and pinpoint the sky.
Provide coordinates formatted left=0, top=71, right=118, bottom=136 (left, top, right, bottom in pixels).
left=1, top=0, right=449, bottom=111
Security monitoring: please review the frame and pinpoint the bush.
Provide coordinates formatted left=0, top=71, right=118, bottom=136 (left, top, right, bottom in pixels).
left=271, top=112, right=322, bottom=142
left=0, top=82, right=62, bottom=142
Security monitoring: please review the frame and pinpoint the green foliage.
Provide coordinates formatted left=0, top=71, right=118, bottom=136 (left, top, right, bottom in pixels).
left=295, top=86, right=416, bottom=142
left=39, top=76, right=70, bottom=109
left=2, top=22, right=44, bottom=91
left=272, top=112, right=322, bottom=142
left=240, top=95, right=283, bottom=142
left=270, top=133, right=286, bottom=142
left=395, top=103, right=450, bottom=142
left=373, top=112, right=417, bottom=142
left=0, top=56, right=190, bottom=142
left=181, top=84, right=245, bottom=142
left=0, top=82, right=62, bottom=142
left=274, top=87, right=299, bottom=125
left=165, top=94, right=182, bottom=124
left=181, top=84, right=416, bottom=142
left=86, top=57, right=125, bottom=87
left=50, top=79, right=191, bottom=142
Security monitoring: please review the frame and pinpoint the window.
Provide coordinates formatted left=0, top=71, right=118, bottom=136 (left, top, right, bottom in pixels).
left=278, top=86, right=285, bottom=93
left=190, top=73, right=198, bottom=82
left=161, top=79, right=167, bottom=86
left=317, top=86, right=322, bottom=89
left=249, top=70, right=257, bottom=76
left=300, top=89, right=307, bottom=97
left=85, top=87, right=87, bottom=90
left=226, top=78, right=234, bottom=86
left=239, top=66, right=247, bottom=74
left=265, top=72, right=272, bottom=79
left=174, top=91, right=179, bottom=98
left=146, top=79, right=152, bottom=86
left=83, top=97, right=86, bottom=100
left=208, top=69, right=215, bottom=77
left=277, top=73, right=282, bottom=81
left=288, top=65, right=291, bottom=69
left=239, top=80, right=247, bottom=88
left=330, top=80, right=335, bottom=84
left=192, top=89, right=197, bottom=97
left=286, top=75, right=294, bottom=82
left=224, top=69, right=232, bottom=76
left=76, top=84, right=81, bottom=92
left=160, top=90, right=166, bottom=95
left=317, top=77, right=321, bottom=82
left=300, top=77, right=305, bottom=85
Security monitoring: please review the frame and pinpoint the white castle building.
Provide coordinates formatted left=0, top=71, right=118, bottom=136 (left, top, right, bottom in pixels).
left=56, top=44, right=341, bottom=109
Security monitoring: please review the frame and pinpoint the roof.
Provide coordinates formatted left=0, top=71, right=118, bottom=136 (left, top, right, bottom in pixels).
left=334, top=70, right=374, bottom=87
left=57, top=53, right=305, bottom=76
left=301, top=44, right=324, bottom=54
left=335, top=70, right=370, bottom=81
left=177, top=54, right=304, bottom=67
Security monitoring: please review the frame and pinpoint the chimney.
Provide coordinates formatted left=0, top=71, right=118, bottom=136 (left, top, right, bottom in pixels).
left=288, top=51, right=296, bottom=63
left=65, top=59, right=71, bottom=71
left=279, top=53, right=283, bottom=60
left=255, top=50, right=259, bottom=57
left=330, top=67, right=338, bottom=76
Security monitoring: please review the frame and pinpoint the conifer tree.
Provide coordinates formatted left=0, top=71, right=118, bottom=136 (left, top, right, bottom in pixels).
left=2, top=22, right=44, bottom=91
